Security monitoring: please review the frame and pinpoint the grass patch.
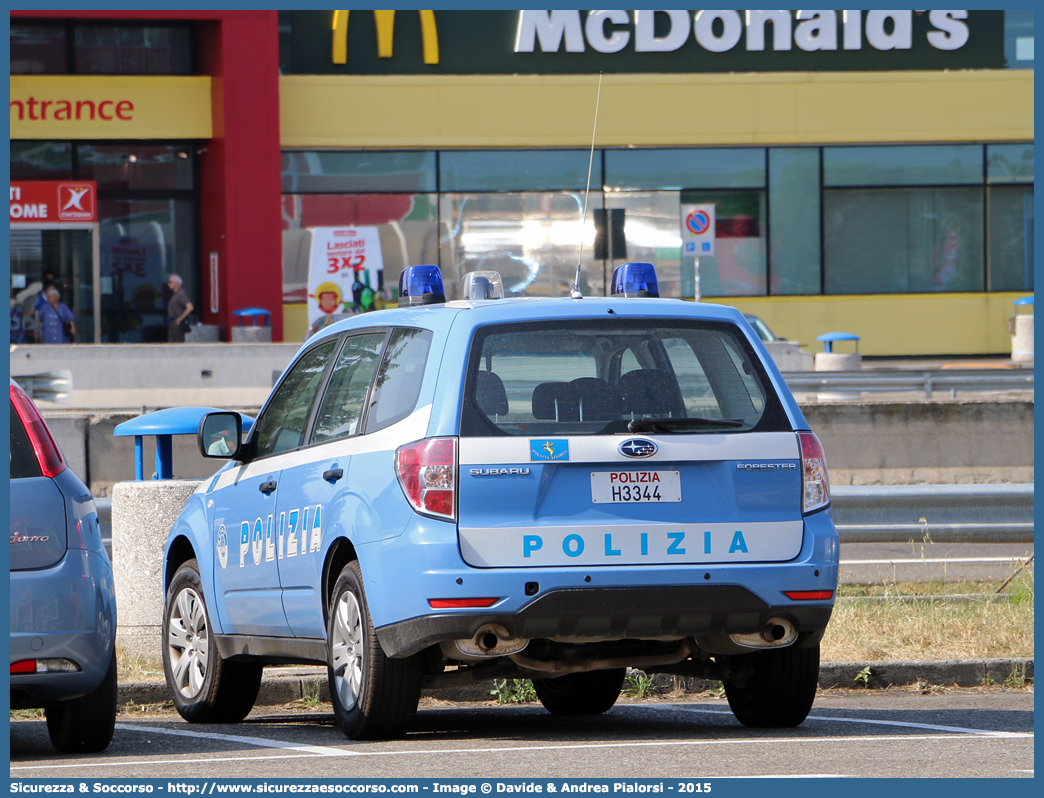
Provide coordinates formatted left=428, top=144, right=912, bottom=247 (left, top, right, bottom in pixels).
left=823, top=572, right=1033, bottom=662
left=116, top=646, right=165, bottom=682
left=118, top=700, right=175, bottom=714
left=624, top=669, right=654, bottom=699
left=10, top=708, right=45, bottom=721
left=490, top=678, right=537, bottom=704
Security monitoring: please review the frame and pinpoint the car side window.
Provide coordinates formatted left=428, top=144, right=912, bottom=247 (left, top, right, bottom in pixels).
left=310, top=332, right=387, bottom=445
left=252, top=340, right=337, bottom=459
left=364, top=328, right=434, bottom=434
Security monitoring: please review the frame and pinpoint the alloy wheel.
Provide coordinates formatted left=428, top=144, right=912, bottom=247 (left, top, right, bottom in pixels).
left=331, top=590, right=365, bottom=711
left=167, top=587, right=209, bottom=699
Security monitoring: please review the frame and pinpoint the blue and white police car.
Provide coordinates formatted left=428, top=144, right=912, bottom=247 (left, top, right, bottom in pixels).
left=162, top=262, right=838, bottom=739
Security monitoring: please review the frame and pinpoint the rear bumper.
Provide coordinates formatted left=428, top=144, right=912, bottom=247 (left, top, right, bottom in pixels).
left=366, top=508, right=839, bottom=658
left=9, top=549, right=117, bottom=706
left=378, top=583, right=832, bottom=657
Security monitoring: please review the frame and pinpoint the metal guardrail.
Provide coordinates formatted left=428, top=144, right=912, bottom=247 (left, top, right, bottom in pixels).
left=97, top=485, right=1033, bottom=556
left=831, top=483, right=1034, bottom=544
left=782, top=368, right=1033, bottom=399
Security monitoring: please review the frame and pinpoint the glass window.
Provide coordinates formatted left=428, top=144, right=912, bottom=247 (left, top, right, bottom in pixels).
left=604, top=192, right=683, bottom=297
left=311, top=333, right=387, bottom=444
left=282, top=151, right=436, bottom=193
left=824, top=187, right=985, bottom=294
left=77, top=144, right=195, bottom=191
left=11, top=25, right=67, bottom=74
left=98, top=199, right=196, bottom=343
left=73, top=25, right=193, bottom=75
left=254, top=340, right=337, bottom=459
left=281, top=193, right=438, bottom=304
left=768, top=148, right=821, bottom=295
left=440, top=150, right=592, bottom=192
left=1004, top=10, right=1034, bottom=69
left=823, top=145, right=984, bottom=186
left=439, top=192, right=605, bottom=300
left=460, top=319, right=786, bottom=437
left=681, top=189, right=767, bottom=297
left=605, top=148, right=766, bottom=191
left=988, top=186, right=1034, bottom=292
left=10, top=141, right=73, bottom=180
left=365, top=328, right=434, bottom=433
left=987, top=143, right=1034, bottom=184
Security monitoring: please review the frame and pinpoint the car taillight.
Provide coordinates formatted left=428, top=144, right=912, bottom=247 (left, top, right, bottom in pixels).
left=798, top=431, right=829, bottom=514
left=10, top=384, right=67, bottom=478
left=395, top=437, right=457, bottom=521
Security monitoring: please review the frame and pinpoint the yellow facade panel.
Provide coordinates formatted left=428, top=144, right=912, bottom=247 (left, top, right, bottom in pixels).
left=280, top=71, right=1032, bottom=149
left=10, top=76, right=213, bottom=140
left=706, top=293, right=1031, bottom=356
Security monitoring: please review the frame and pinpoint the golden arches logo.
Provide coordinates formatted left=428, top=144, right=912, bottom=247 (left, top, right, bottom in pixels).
left=332, top=10, right=439, bottom=65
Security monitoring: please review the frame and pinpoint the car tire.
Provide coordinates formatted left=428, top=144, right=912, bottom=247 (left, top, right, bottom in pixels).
left=163, top=558, right=263, bottom=723
left=45, top=649, right=117, bottom=754
left=724, top=642, right=819, bottom=728
left=327, top=561, right=422, bottom=740
left=533, top=668, right=626, bottom=715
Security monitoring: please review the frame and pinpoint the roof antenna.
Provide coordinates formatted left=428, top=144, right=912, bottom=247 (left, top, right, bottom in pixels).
left=571, top=72, right=603, bottom=300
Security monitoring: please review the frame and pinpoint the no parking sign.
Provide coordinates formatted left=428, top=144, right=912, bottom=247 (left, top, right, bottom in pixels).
left=681, top=204, right=715, bottom=257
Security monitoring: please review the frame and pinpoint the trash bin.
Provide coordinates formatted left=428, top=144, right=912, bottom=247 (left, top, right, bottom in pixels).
left=1010, top=296, right=1033, bottom=364
left=814, top=332, right=861, bottom=372
left=231, top=307, right=273, bottom=343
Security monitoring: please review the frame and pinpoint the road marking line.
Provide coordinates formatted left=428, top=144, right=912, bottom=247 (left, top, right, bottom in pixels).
left=840, top=557, right=1032, bottom=565
left=114, top=723, right=355, bottom=756
left=13, top=731, right=1032, bottom=772
left=11, top=754, right=319, bottom=771
left=662, top=706, right=1033, bottom=737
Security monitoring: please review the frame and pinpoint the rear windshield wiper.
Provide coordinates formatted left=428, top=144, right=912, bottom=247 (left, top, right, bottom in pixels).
left=627, top=417, right=746, bottom=433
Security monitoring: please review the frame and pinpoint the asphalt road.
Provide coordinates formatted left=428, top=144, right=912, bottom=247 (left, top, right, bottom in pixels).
left=10, top=690, right=1033, bottom=780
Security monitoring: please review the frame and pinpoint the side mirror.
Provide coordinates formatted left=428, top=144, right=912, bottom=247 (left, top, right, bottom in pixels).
left=197, top=412, right=243, bottom=460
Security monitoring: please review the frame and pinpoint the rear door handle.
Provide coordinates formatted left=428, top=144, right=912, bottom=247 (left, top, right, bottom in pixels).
left=323, top=468, right=344, bottom=482
left=259, top=480, right=277, bottom=494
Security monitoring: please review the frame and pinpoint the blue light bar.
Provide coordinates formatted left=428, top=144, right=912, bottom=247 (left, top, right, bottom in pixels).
left=611, top=262, right=659, bottom=298
left=398, top=265, right=446, bottom=307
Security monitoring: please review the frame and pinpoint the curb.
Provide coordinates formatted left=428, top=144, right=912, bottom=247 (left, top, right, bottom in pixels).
left=118, top=657, right=1033, bottom=707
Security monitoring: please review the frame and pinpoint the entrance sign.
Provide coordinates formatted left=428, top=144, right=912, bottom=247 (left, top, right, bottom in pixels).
left=10, top=181, right=97, bottom=223
left=307, top=227, right=385, bottom=326
left=681, top=204, right=715, bottom=257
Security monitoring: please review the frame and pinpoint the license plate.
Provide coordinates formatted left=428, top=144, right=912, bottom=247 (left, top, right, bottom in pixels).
left=591, top=471, right=682, bottom=503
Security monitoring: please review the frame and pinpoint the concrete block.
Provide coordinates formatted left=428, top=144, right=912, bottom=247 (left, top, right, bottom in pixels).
left=814, top=352, right=862, bottom=372
left=111, top=479, right=202, bottom=661
left=1011, top=314, right=1033, bottom=363
left=764, top=341, right=815, bottom=372
left=186, top=324, right=221, bottom=343
left=231, top=326, right=273, bottom=343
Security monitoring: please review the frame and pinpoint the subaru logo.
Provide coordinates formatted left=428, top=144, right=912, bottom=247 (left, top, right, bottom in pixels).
left=619, top=438, right=657, bottom=458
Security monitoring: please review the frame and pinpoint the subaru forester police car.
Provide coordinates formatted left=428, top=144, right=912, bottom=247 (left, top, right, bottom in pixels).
left=162, top=262, right=838, bottom=740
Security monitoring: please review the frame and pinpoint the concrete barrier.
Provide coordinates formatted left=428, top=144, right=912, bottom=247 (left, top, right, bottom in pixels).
left=10, top=342, right=299, bottom=410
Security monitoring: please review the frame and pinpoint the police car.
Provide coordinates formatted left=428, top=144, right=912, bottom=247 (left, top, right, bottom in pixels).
left=162, top=262, right=838, bottom=739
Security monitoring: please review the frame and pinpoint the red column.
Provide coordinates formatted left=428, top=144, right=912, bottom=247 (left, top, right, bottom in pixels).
left=199, top=12, right=284, bottom=341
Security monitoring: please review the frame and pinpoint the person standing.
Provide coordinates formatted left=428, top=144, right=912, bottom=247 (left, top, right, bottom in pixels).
left=36, top=288, right=76, bottom=344
left=166, top=273, right=194, bottom=343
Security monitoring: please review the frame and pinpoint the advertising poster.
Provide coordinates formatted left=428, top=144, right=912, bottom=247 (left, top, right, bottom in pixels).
left=307, top=226, right=385, bottom=326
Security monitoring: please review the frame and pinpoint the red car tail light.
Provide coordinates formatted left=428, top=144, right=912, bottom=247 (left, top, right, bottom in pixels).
left=10, top=660, right=35, bottom=674
left=10, top=384, right=67, bottom=478
left=798, top=431, right=829, bottom=514
left=784, top=590, right=834, bottom=601
left=395, top=437, right=457, bottom=521
left=428, top=598, right=499, bottom=609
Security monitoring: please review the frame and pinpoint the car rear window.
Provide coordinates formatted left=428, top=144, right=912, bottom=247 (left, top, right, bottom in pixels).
left=10, top=401, right=42, bottom=479
left=460, top=318, right=790, bottom=437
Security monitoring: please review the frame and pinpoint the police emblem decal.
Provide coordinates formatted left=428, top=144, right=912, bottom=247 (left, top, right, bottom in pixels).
left=530, top=439, right=569, bottom=461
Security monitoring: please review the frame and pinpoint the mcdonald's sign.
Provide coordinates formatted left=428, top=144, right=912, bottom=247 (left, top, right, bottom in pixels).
left=331, top=10, right=439, bottom=65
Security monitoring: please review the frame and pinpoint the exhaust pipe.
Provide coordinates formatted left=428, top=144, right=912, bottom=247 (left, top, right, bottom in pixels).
left=728, top=617, right=797, bottom=650
left=450, top=624, right=529, bottom=659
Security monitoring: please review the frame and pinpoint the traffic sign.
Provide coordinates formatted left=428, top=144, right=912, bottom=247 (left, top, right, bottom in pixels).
left=680, top=203, right=715, bottom=257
